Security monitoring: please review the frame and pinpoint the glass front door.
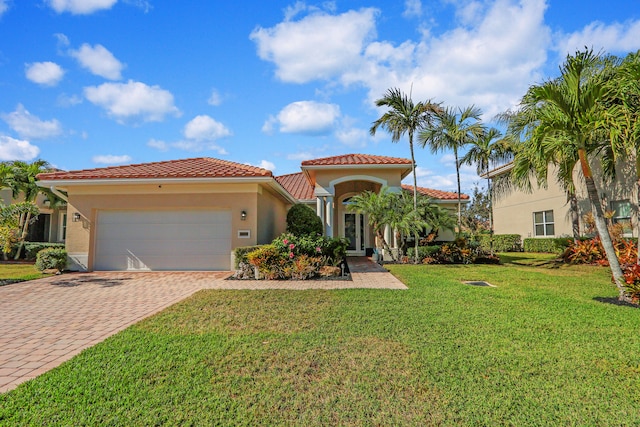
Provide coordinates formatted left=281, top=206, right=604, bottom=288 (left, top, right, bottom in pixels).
left=343, top=212, right=365, bottom=255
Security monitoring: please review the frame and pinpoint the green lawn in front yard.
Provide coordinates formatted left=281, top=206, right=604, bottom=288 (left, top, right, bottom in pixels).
left=0, top=262, right=50, bottom=285
left=1, top=253, right=639, bottom=425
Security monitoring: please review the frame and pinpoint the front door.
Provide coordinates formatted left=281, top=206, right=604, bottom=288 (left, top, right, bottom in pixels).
left=343, top=212, right=365, bottom=255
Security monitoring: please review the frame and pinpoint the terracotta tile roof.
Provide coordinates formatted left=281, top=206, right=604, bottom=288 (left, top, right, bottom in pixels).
left=401, top=184, right=469, bottom=200
left=301, top=153, right=412, bottom=166
left=275, top=172, right=314, bottom=200
left=36, top=157, right=273, bottom=180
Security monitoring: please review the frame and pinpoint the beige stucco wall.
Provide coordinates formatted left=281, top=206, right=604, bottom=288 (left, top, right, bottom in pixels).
left=256, top=186, right=289, bottom=244
left=492, top=161, right=638, bottom=239
left=311, top=167, right=405, bottom=192
left=62, top=182, right=288, bottom=271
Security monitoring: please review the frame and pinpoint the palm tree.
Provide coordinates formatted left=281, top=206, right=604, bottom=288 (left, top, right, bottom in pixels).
left=461, top=128, right=513, bottom=255
left=504, top=49, right=628, bottom=301
left=419, top=105, right=484, bottom=235
left=387, top=190, right=430, bottom=258
left=346, top=187, right=397, bottom=261
left=4, top=160, right=57, bottom=259
left=370, top=87, right=441, bottom=263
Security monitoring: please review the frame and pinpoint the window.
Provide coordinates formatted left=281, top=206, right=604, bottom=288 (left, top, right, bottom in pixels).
left=59, top=213, right=67, bottom=242
left=533, top=210, right=554, bottom=236
left=611, top=200, right=632, bottom=236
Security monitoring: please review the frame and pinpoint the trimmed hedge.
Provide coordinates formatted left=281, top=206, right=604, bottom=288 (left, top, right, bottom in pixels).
left=477, top=234, right=522, bottom=252
left=233, top=245, right=264, bottom=269
left=286, top=204, right=323, bottom=236
left=24, top=242, right=65, bottom=261
left=523, top=237, right=572, bottom=253
left=35, top=247, right=67, bottom=272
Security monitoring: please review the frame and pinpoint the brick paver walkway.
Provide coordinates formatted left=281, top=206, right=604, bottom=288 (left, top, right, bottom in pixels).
left=0, top=257, right=405, bottom=393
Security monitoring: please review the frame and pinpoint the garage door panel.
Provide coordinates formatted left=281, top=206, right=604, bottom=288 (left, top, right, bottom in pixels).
left=95, top=210, right=232, bottom=271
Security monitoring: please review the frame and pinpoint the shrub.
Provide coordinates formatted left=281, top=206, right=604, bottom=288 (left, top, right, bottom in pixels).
left=406, top=245, right=441, bottom=261
left=35, top=247, right=67, bottom=272
left=476, top=234, right=521, bottom=252
left=246, top=245, right=288, bottom=280
left=24, top=242, right=65, bottom=261
left=273, top=233, right=348, bottom=266
left=286, top=204, right=323, bottom=237
left=233, top=245, right=264, bottom=269
left=523, top=237, right=570, bottom=253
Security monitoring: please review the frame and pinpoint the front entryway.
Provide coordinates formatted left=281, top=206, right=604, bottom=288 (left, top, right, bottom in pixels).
left=343, top=212, right=365, bottom=255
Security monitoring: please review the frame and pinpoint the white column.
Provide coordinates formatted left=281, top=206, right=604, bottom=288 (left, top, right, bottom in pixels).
left=384, top=224, right=392, bottom=247
left=325, top=196, right=333, bottom=237
left=316, top=197, right=325, bottom=232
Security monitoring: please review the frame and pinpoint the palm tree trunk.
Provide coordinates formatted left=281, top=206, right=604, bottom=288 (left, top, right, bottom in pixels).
left=377, top=230, right=397, bottom=262
left=409, top=134, right=419, bottom=264
left=569, top=190, right=580, bottom=243
left=454, top=148, right=462, bottom=237
left=13, top=211, right=31, bottom=260
left=636, top=155, right=640, bottom=264
left=578, top=150, right=628, bottom=301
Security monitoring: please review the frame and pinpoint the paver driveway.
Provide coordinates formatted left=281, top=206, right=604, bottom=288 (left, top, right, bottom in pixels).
left=0, top=258, right=406, bottom=394
left=0, top=271, right=228, bottom=393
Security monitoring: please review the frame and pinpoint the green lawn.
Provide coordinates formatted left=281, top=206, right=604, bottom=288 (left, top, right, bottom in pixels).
left=0, top=262, right=49, bottom=285
left=1, top=253, right=639, bottom=425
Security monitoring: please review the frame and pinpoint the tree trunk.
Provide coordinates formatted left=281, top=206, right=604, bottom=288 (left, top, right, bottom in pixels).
left=569, top=190, right=580, bottom=243
left=636, top=156, right=640, bottom=265
left=454, top=148, right=462, bottom=237
left=377, top=230, right=397, bottom=262
left=578, top=150, right=628, bottom=301
left=13, top=211, right=31, bottom=260
left=408, top=135, right=420, bottom=264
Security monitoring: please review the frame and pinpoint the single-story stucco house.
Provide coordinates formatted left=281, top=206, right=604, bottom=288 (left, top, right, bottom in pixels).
left=36, top=153, right=467, bottom=271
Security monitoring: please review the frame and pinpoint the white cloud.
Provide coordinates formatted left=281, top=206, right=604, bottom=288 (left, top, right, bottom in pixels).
left=0, top=135, right=40, bottom=161
left=403, top=0, right=422, bottom=18
left=253, top=0, right=550, bottom=120
left=46, top=0, right=117, bottom=14
left=25, top=62, right=65, bottom=86
left=0, top=0, right=9, bottom=17
left=267, top=101, right=341, bottom=134
left=555, top=20, right=640, bottom=57
left=335, top=127, right=368, bottom=147
left=92, top=154, right=132, bottom=164
left=172, top=140, right=228, bottom=154
left=147, top=138, right=169, bottom=151
left=1, top=104, right=62, bottom=140
left=57, top=93, right=83, bottom=107
left=208, top=89, right=222, bottom=106
left=183, top=115, right=231, bottom=141
left=84, top=80, right=180, bottom=123
left=247, top=160, right=276, bottom=171
left=250, top=7, right=378, bottom=83
left=70, top=43, right=124, bottom=80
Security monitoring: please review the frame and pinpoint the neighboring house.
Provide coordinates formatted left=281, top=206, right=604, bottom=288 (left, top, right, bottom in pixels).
left=0, top=188, right=67, bottom=244
left=36, top=154, right=468, bottom=272
left=486, top=161, right=637, bottom=240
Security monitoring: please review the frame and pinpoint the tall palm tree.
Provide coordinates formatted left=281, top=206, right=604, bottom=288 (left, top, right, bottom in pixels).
left=419, top=105, right=484, bottom=235
left=504, top=49, right=628, bottom=301
left=387, top=190, right=430, bottom=258
left=370, top=87, right=441, bottom=263
left=461, top=128, right=513, bottom=254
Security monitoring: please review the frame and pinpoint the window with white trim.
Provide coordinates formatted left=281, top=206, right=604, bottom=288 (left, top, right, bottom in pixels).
left=533, top=210, right=554, bottom=236
left=611, top=200, right=632, bottom=237
left=59, top=213, right=67, bottom=242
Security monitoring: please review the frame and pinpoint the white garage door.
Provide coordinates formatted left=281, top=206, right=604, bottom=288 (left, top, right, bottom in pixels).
left=95, top=209, right=232, bottom=271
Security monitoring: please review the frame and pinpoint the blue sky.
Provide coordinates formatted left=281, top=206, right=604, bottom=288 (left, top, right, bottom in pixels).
left=1, top=0, right=639, bottom=194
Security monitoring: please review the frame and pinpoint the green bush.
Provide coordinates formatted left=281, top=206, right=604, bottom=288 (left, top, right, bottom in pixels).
left=476, top=234, right=522, bottom=252
left=35, top=248, right=67, bottom=272
left=286, top=204, right=323, bottom=237
left=24, top=242, right=65, bottom=261
left=523, top=237, right=571, bottom=253
left=233, top=245, right=264, bottom=269
left=406, top=245, right=441, bottom=260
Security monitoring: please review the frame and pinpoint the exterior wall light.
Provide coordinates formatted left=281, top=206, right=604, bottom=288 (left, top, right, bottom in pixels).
left=241, top=210, right=247, bottom=221
left=73, top=212, right=81, bottom=222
